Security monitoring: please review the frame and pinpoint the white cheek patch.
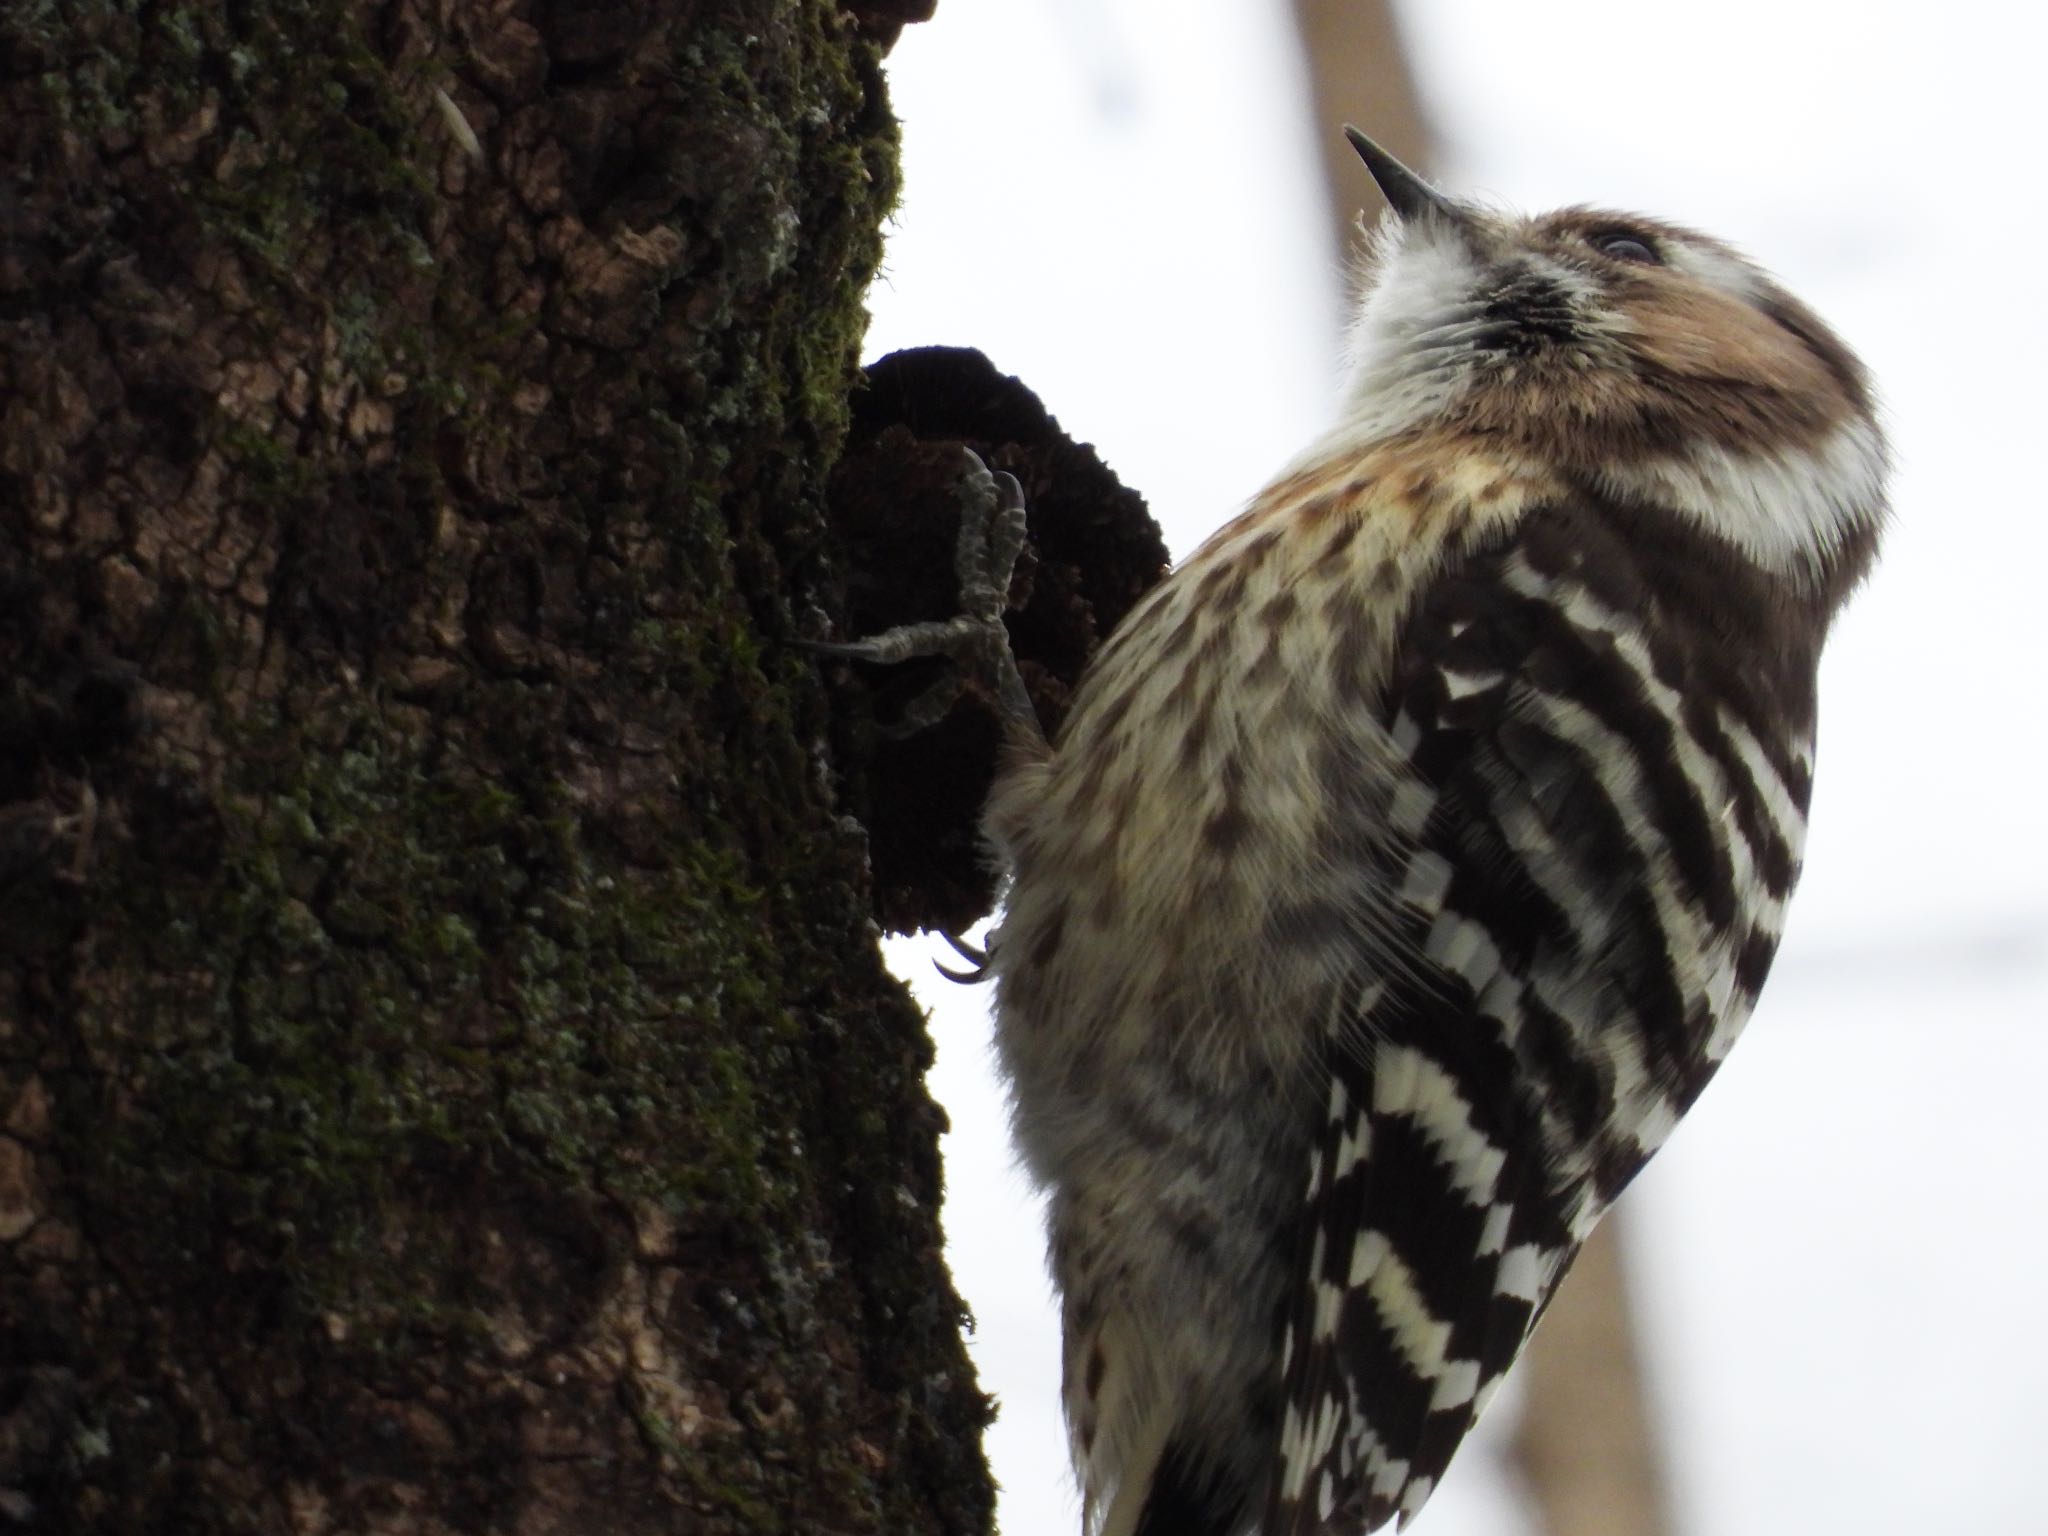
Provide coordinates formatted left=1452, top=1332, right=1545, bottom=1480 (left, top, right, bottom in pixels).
left=1594, top=414, right=1889, bottom=576
left=1663, top=239, right=1769, bottom=303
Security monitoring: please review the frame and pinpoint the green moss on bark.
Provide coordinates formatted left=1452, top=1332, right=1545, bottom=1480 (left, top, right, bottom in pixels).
left=1, top=1, right=991, bottom=1531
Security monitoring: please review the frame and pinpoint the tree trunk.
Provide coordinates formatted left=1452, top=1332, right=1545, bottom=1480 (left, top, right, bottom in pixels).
left=1510, top=1214, right=1676, bottom=1536
left=0, top=3, right=992, bottom=1532
left=1288, top=0, right=1430, bottom=266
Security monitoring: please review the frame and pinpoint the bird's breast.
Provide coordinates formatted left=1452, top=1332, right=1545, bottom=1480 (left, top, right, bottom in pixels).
left=987, top=438, right=1561, bottom=1089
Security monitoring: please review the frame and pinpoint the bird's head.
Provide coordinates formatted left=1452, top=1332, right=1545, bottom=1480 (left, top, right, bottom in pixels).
left=1335, top=129, right=1886, bottom=593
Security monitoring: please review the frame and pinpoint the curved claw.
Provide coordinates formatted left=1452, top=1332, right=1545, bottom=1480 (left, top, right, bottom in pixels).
left=933, top=928, right=993, bottom=983
left=940, top=930, right=990, bottom=967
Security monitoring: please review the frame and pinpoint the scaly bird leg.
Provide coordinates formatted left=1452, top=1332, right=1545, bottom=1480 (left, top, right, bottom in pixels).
left=815, top=447, right=1044, bottom=751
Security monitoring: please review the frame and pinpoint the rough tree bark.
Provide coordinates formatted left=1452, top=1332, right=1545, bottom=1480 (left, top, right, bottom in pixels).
left=0, top=2, right=1017, bottom=1532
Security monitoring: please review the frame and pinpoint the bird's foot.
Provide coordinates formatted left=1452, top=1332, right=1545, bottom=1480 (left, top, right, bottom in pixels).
left=814, top=446, right=1043, bottom=747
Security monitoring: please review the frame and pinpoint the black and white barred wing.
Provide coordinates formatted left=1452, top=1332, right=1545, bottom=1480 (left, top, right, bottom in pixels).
left=1265, top=504, right=1817, bottom=1534
left=1267, top=1032, right=1576, bottom=1533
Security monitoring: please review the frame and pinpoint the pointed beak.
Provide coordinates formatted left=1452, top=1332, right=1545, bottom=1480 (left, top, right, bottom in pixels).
left=1344, top=126, right=1460, bottom=223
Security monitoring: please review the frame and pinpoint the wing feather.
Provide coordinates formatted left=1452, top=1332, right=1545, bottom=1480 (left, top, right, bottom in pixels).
left=1267, top=502, right=1811, bottom=1532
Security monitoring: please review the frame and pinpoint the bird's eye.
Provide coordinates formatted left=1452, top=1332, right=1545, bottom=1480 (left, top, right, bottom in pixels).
left=1593, top=233, right=1660, bottom=265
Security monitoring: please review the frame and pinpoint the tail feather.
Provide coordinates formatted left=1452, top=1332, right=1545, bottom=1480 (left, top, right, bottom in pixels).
left=1131, top=1439, right=1249, bottom=1536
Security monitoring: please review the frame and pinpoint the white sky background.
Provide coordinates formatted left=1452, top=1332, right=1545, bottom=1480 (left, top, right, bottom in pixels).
left=864, top=3, right=2048, bottom=1533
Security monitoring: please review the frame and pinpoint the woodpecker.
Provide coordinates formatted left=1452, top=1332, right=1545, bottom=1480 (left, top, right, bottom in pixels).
left=831, top=129, right=1885, bottom=1535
